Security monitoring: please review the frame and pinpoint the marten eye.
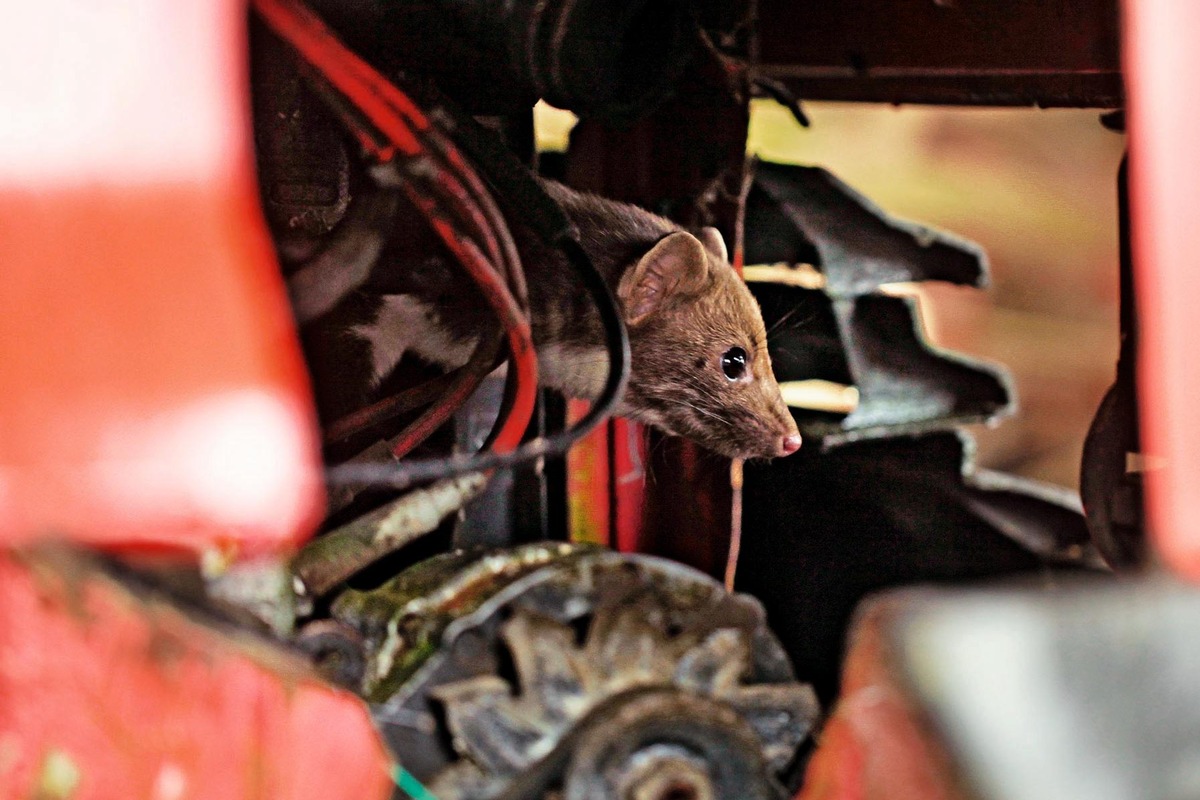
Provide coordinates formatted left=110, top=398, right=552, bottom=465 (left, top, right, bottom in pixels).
left=721, top=347, right=748, bottom=381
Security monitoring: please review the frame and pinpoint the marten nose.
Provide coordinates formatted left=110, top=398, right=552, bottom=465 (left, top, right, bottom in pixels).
left=778, top=433, right=802, bottom=457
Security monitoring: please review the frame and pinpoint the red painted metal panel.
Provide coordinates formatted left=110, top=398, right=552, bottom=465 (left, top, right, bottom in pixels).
left=566, top=404, right=647, bottom=551
left=567, top=400, right=612, bottom=546
left=1124, top=0, right=1200, bottom=578
left=0, top=0, right=323, bottom=553
left=611, top=418, right=648, bottom=553
left=795, top=593, right=965, bottom=800
left=0, top=547, right=392, bottom=799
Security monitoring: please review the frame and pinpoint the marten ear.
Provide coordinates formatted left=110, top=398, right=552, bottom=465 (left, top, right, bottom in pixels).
left=618, top=232, right=710, bottom=325
left=697, top=226, right=728, bottom=263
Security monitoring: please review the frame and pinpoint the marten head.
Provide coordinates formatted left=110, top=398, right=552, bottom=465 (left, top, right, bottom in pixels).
left=615, top=228, right=801, bottom=460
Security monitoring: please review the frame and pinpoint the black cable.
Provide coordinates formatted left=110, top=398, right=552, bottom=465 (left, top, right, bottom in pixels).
left=752, top=77, right=811, bottom=128
left=401, top=98, right=629, bottom=465
left=325, top=237, right=631, bottom=491
left=257, top=0, right=630, bottom=497
left=296, top=46, right=631, bottom=487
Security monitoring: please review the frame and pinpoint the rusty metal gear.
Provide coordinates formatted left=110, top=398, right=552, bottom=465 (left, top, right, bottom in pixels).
left=331, top=544, right=819, bottom=799
left=430, top=602, right=816, bottom=798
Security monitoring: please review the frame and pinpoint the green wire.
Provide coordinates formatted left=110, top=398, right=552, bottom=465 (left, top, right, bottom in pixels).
left=392, top=764, right=440, bottom=800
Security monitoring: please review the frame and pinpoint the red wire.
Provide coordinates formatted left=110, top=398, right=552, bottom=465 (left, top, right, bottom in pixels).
left=324, top=373, right=456, bottom=444
left=253, top=0, right=422, bottom=154
left=253, top=0, right=538, bottom=456
left=253, top=0, right=522, bottom=306
left=308, top=84, right=513, bottom=292
left=369, top=215, right=532, bottom=458
left=413, top=223, right=536, bottom=454
left=385, top=340, right=499, bottom=459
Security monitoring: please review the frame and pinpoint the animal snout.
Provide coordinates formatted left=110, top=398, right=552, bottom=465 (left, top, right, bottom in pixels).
left=777, top=432, right=802, bottom=457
